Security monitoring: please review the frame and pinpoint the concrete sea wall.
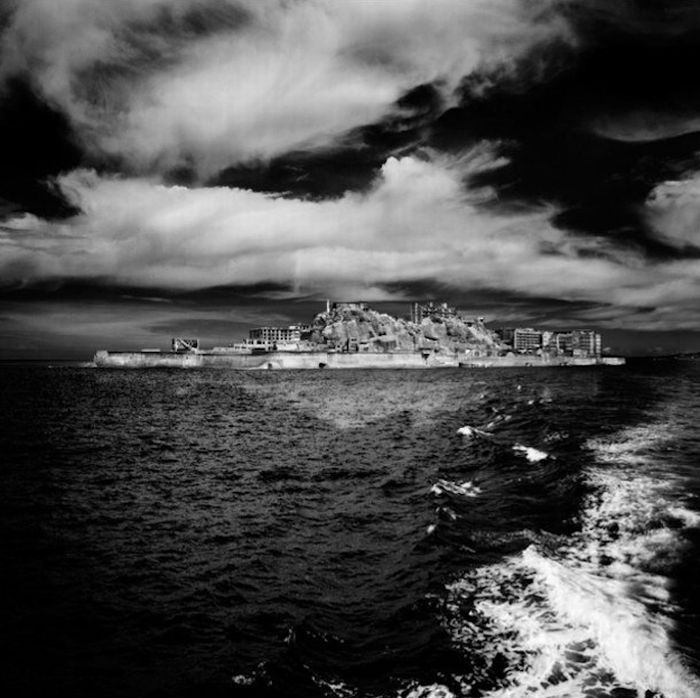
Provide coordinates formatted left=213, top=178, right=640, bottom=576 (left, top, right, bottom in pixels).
left=94, top=350, right=447, bottom=369
left=93, top=350, right=625, bottom=369
left=93, top=350, right=327, bottom=369
left=458, top=355, right=625, bottom=367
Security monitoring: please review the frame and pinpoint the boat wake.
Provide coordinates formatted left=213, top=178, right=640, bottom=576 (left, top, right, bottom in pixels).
left=439, top=417, right=700, bottom=697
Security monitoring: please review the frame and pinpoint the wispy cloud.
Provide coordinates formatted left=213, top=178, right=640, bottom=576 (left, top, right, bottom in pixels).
left=1, top=0, right=572, bottom=176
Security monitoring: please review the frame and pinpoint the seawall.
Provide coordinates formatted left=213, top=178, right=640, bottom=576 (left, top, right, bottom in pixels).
left=459, top=356, right=626, bottom=368
left=93, top=350, right=625, bottom=369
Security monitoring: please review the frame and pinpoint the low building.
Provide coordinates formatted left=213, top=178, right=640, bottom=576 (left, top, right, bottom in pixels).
left=248, top=324, right=311, bottom=344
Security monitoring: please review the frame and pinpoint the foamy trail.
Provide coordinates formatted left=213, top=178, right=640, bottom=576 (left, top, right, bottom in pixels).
left=401, top=683, right=456, bottom=698
left=443, top=415, right=700, bottom=697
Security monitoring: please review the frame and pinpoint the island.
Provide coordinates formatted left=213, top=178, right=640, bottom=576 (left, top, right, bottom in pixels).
left=93, top=301, right=625, bottom=369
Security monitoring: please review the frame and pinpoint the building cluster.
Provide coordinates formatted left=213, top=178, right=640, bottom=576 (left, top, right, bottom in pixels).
left=171, top=300, right=604, bottom=359
left=410, top=301, right=457, bottom=324
left=495, top=327, right=602, bottom=358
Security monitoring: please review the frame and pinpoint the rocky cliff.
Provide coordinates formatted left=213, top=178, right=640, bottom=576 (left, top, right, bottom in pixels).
left=309, top=305, right=503, bottom=355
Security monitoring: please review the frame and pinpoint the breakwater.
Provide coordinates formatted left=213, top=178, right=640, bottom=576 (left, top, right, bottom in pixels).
left=93, top=350, right=625, bottom=369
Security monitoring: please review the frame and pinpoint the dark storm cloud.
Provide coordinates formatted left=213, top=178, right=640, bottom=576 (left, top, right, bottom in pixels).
left=0, top=78, right=84, bottom=218
left=453, top=0, right=700, bottom=146
left=430, top=0, right=700, bottom=258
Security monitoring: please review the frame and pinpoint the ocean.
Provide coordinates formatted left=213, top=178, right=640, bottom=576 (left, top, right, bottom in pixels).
left=2, top=362, right=700, bottom=698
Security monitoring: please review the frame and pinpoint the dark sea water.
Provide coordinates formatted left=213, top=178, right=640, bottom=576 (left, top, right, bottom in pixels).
left=2, top=362, right=700, bottom=698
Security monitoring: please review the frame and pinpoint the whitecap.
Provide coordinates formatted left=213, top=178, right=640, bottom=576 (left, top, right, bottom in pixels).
left=512, top=444, right=548, bottom=462
left=431, top=479, right=482, bottom=498
left=231, top=674, right=255, bottom=686
left=456, top=425, right=488, bottom=438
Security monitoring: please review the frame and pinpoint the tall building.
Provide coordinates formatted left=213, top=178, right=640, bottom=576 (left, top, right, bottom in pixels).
left=496, top=327, right=542, bottom=353
left=555, top=332, right=573, bottom=355
left=571, top=330, right=602, bottom=357
left=495, top=328, right=515, bottom=345
left=513, top=328, right=542, bottom=353
left=553, top=330, right=601, bottom=357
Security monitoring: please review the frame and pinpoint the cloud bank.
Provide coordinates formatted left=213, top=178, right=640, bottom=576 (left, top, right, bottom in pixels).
left=2, top=150, right=700, bottom=330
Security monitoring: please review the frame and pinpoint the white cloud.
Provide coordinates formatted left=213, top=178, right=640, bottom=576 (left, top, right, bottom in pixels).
left=645, top=176, right=700, bottom=248
left=590, top=111, right=700, bottom=143
left=0, top=151, right=559, bottom=290
left=1, top=0, right=574, bottom=175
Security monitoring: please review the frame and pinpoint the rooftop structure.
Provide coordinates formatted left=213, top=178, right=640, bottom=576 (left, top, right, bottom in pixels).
left=327, top=301, right=370, bottom=313
left=410, top=301, right=459, bottom=324
left=172, top=338, right=199, bottom=353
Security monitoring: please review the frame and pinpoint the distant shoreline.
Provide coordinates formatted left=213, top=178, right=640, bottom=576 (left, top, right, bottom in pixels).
left=6, top=354, right=700, bottom=365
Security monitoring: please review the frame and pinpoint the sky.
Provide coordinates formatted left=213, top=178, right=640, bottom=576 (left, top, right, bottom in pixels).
left=2, top=0, right=700, bottom=358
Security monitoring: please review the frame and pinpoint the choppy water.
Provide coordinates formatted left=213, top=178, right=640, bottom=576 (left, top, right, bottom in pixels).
left=2, top=362, right=700, bottom=698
